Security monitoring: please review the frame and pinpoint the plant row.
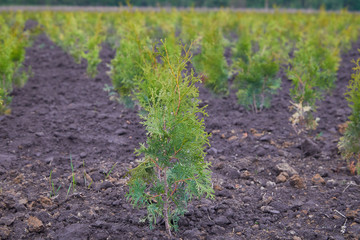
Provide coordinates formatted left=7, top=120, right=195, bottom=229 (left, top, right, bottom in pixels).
left=0, top=11, right=32, bottom=114
left=2, top=10, right=356, bottom=115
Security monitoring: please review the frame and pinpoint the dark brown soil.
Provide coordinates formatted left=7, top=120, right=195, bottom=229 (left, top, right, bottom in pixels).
left=0, top=33, right=359, bottom=240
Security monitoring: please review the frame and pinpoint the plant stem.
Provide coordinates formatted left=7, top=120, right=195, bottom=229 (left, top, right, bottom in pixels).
left=163, top=167, right=172, bottom=237
left=260, top=76, right=268, bottom=111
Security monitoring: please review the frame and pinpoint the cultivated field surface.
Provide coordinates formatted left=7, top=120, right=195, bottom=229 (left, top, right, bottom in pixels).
left=0, top=11, right=360, bottom=240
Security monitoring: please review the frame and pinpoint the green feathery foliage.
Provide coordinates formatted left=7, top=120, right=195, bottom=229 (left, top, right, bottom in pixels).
left=233, top=29, right=252, bottom=65
left=50, top=13, right=87, bottom=64
left=0, top=88, right=11, bottom=115
left=338, top=55, right=360, bottom=168
left=287, top=32, right=340, bottom=132
left=234, top=48, right=281, bottom=112
left=0, top=37, right=14, bottom=107
left=108, top=23, right=153, bottom=107
left=193, top=20, right=228, bottom=95
left=0, top=13, right=30, bottom=115
left=82, top=15, right=104, bottom=78
left=287, top=62, right=320, bottom=132
left=179, top=11, right=199, bottom=44
left=287, top=50, right=322, bottom=109
left=127, top=40, right=214, bottom=237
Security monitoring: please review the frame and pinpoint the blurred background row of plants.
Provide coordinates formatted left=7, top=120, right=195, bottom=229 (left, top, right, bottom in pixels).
left=1, top=0, right=360, bottom=11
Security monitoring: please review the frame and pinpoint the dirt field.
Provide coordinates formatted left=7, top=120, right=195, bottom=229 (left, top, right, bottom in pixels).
left=0, top=31, right=359, bottom=239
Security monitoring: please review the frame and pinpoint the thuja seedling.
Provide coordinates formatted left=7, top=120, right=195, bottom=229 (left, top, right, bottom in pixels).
left=126, top=40, right=214, bottom=237
left=338, top=56, right=360, bottom=175
left=234, top=49, right=281, bottom=112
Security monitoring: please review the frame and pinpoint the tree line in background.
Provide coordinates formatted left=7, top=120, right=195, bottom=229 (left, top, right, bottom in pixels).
left=1, top=0, right=360, bottom=11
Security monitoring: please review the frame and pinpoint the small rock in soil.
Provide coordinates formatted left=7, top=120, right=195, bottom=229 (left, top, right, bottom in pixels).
left=13, top=174, right=24, bottom=184
left=228, top=135, right=238, bottom=141
left=243, top=196, right=252, bottom=203
left=95, top=181, right=113, bottom=191
left=214, top=216, right=230, bottom=226
left=35, top=131, right=44, bottom=137
left=278, top=149, right=290, bottom=157
left=213, top=184, right=222, bottom=191
left=261, top=196, right=273, bottom=205
left=266, top=181, right=276, bottom=188
left=207, top=147, right=218, bottom=155
left=335, top=108, right=346, bottom=117
left=300, top=138, right=321, bottom=157
left=274, top=163, right=298, bottom=176
left=216, top=189, right=232, bottom=198
left=227, top=169, right=240, bottom=179
left=348, top=223, right=360, bottom=238
left=224, top=183, right=235, bottom=190
left=0, top=215, right=15, bottom=226
left=214, top=162, right=224, bottom=170
left=319, top=169, right=329, bottom=178
left=326, top=179, right=338, bottom=188
left=352, top=175, right=360, bottom=185
left=0, top=226, right=11, bottom=239
left=115, top=128, right=127, bottom=135
left=251, top=224, right=260, bottom=230
left=39, top=196, right=52, bottom=207
left=15, top=203, right=26, bottom=212
left=0, top=154, right=15, bottom=168
left=112, top=200, right=121, bottom=206
left=271, top=201, right=289, bottom=212
left=211, top=225, right=226, bottom=234
left=183, top=229, right=202, bottom=238
left=27, top=216, right=44, bottom=233
left=201, top=198, right=212, bottom=205
left=301, top=200, right=318, bottom=212
left=240, top=170, right=251, bottom=179
left=91, top=220, right=112, bottom=229
left=94, top=231, right=110, bottom=240
left=346, top=209, right=359, bottom=220
left=290, top=200, right=304, bottom=210
left=289, top=174, right=306, bottom=189
left=45, top=156, right=54, bottom=164
left=260, top=135, right=271, bottom=142
left=276, top=172, right=289, bottom=183
left=224, top=208, right=234, bottom=218
left=311, top=174, right=326, bottom=185
left=80, top=152, right=87, bottom=158
left=54, top=223, right=90, bottom=239
left=256, top=147, right=266, bottom=157
left=260, top=206, right=280, bottom=214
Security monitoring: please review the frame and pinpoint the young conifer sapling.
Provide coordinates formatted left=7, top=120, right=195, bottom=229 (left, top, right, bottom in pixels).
left=338, top=56, right=360, bottom=174
left=126, top=40, right=214, bottom=237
